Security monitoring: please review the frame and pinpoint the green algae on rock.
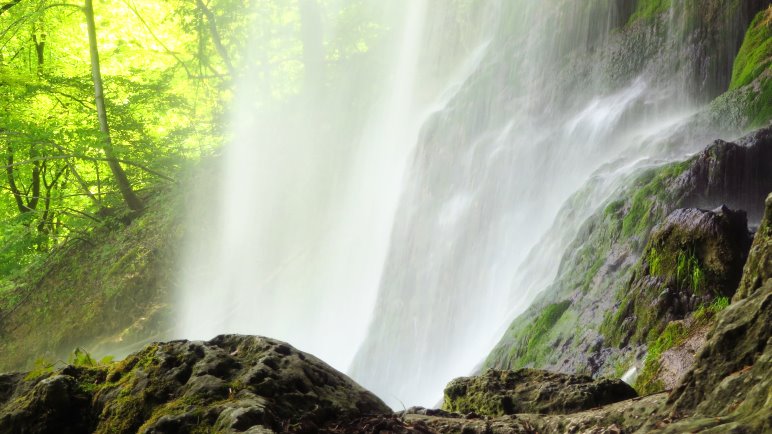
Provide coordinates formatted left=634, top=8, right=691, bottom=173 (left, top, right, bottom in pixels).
left=605, top=205, right=751, bottom=350
left=637, top=192, right=772, bottom=433
left=0, top=335, right=389, bottom=434
left=485, top=127, right=772, bottom=391
left=441, top=369, right=637, bottom=416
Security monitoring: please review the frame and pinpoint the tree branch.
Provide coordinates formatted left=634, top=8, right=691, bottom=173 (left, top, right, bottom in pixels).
left=3, top=153, right=175, bottom=182
left=0, top=0, right=22, bottom=16
left=195, top=0, right=235, bottom=77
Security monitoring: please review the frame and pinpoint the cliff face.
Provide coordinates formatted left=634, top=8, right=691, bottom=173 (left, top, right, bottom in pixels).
left=641, top=193, right=772, bottom=433
left=478, top=6, right=772, bottom=391
left=485, top=126, right=772, bottom=394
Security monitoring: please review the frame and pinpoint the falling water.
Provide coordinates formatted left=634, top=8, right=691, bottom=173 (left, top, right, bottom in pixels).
left=177, top=1, right=494, bottom=371
left=179, top=0, right=756, bottom=408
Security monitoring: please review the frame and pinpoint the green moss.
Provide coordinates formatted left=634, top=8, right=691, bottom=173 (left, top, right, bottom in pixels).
left=693, top=296, right=730, bottom=324
left=729, top=7, right=772, bottom=90
left=648, top=247, right=662, bottom=275
left=621, top=161, right=689, bottom=239
left=748, top=73, right=772, bottom=128
left=501, top=301, right=572, bottom=368
left=0, top=187, right=181, bottom=371
left=136, top=395, right=209, bottom=433
left=635, top=321, right=687, bottom=395
left=648, top=247, right=706, bottom=295
left=622, top=161, right=689, bottom=237
left=675, top=251, right=704, bottom=293
left=628, top=0, right=671, bottom=25
left=94, top=379, right=149, bottom=434
left=712, top=7, right=772, bottom=129
left=604, top=199, right=625, bottom=216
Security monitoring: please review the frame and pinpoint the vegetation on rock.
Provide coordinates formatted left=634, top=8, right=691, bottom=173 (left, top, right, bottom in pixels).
left=441, top=369, right=636, bottom=417
left=730, top=6, right=772, bottom=90
left=486, top=127, right=771, bottom=395
left=0, top=186, right=183, bottom=371
left=0, top=335, right=390, bottom=433
left=604, top=205, right=751, bottom=350
left=627, top=0, right=671, bottom=25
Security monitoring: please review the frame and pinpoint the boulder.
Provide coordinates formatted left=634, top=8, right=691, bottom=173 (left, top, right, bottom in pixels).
left=610, top=204, right=752, bottom=347
left=441, top=368, right=637, bottom=416
left=0, top=373, right=92, bottom=434
left=639, top=193, right=772, bottom=433
left=0, top=335, right=390, bottom=434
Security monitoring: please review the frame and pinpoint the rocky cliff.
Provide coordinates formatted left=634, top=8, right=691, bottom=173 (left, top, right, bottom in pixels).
left=485, top=126, right=772, bottom=395
left=1, top=192, right=770, bottom=433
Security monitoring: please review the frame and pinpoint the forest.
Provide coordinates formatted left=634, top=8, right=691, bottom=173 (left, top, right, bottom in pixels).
left=0, top=0, right=379, bottom=277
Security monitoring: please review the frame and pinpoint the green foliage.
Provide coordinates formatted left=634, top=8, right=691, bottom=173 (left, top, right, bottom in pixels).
left=676, top=250, right=703, bottom=293
left=24, top=358, right=55, bottom=380
left=0, top=186, right=180, bottom=370
left=0, top=0, right=390, bottom=370
left=649, top=246, right=706, bottom=293
left=0, top=0, right=384, bottom=288
left=69, top=347, right=100, bottom=367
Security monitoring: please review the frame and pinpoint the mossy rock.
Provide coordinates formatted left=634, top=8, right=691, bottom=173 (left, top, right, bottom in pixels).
left=606, top=205, right=751, bottom=349
left=442, top=368, right=636, bottom=417
left=487, top=127, right=771, bottom=379
left=0, top=335, right=390, bottom=434
left=736, top=193, right=772, bottom=300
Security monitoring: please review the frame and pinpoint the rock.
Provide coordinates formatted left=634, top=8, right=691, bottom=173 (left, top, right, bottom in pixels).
left=610, top=204, right=752, bottom=348
left=638, top=193, right=772, bottom=433
left=656, top=326, right=709, bottom=391
left=0, top=374, right=91, bottom=434
left=678, top=126, right=772, bottom=222
left=485, top=126, right=771, bottom=381
left=441, top=368, right=637, bottom=416
left=325, top=393, right=668, bottom=434
left=736, top=193, right=772, bottom=300
left=0, top=335, right=390, bottom=434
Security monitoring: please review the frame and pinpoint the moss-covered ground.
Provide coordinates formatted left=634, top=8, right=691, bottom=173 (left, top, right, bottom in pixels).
left=0, top=185, right=184, bottom=371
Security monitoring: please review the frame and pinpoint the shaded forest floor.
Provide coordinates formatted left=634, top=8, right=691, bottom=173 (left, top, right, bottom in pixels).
left=0, top=182, right=183, bottom=371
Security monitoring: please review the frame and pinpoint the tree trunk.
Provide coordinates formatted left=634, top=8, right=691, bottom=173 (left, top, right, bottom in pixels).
left=84, top=0, right=142, bottom=212
left=195, top=0, right=235, bottom=77
left=298, top=0, right=325, bottom=96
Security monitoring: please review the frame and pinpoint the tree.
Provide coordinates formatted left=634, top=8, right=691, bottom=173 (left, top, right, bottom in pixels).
left=83, top=0, right=142, bottom=212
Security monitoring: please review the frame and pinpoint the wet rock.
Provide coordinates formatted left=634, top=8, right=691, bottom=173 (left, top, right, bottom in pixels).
left=679, top=126, right=772, bottom=222
left=610, top=204, right=752, bottom=347
left=183, top=374, right=229, bottom=401
left=639, top=193, right=772, bottom=433
left=485, top=126, right=771, bottom=380
left=0, top=374, right=91, bottom=434
left=736, top=193, right=772, bottom=300
left=441, top=368, right=637, bottom=416
left=0, top=335, right=390, bottom=434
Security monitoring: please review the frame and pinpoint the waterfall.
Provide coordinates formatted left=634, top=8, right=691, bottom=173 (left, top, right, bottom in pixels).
left=176, top=1, right=493, bottom=372
left=178, top=0, right=754, bottom=408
